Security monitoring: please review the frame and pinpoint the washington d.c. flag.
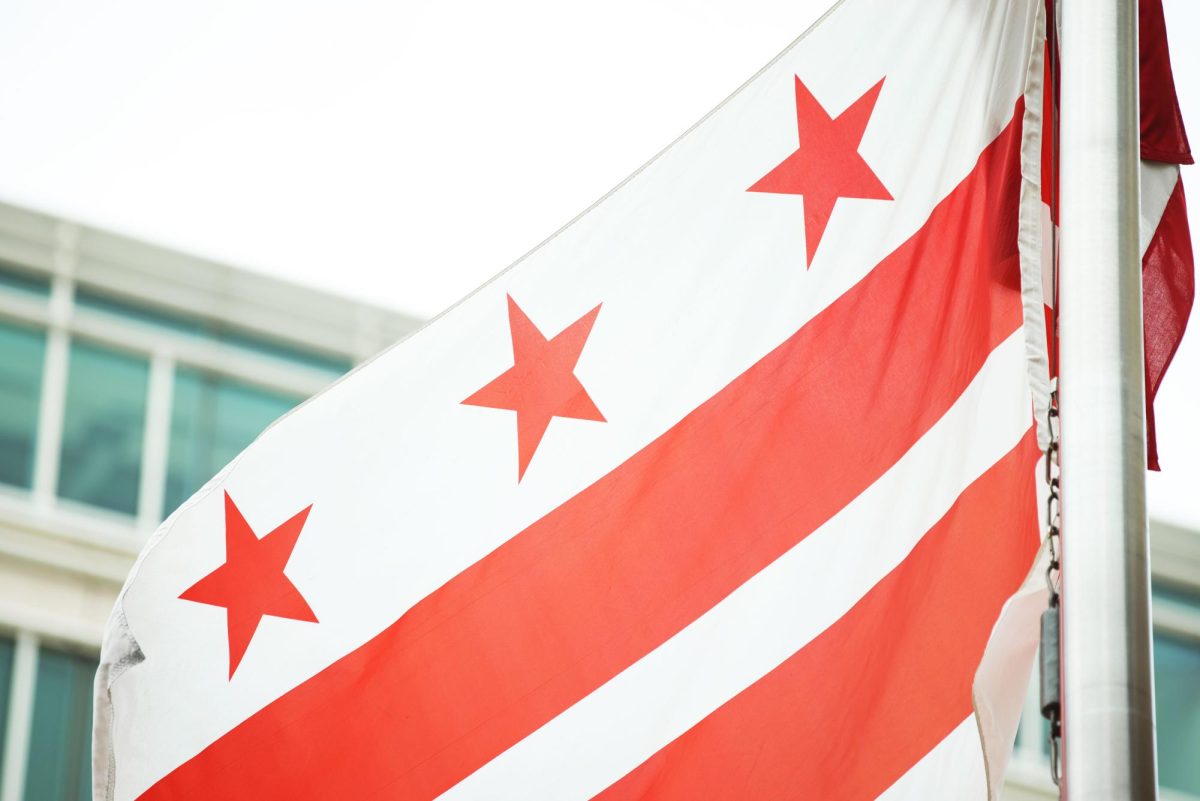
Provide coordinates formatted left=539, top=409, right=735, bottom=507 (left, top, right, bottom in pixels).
left=94, top=0, right=1064, bottom=798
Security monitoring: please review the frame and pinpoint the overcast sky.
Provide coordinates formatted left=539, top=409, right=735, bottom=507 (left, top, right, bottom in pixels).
left=0, top=0, right=1196, bottom=527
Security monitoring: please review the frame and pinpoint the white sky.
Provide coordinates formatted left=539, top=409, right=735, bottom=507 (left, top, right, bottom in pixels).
left=0, top=0, right=1196, bottom=527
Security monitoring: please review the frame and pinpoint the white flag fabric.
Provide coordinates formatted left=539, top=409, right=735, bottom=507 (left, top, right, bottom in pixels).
left=94, top=1, right=1050, bottom=798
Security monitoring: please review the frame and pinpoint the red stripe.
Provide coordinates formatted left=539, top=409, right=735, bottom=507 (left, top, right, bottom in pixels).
left=1143, top=177, right=1194, bottom=470
left=594, top=431, right=1041, bottom=801
left=1139, top=0, right=1192, bottom=165
left=140, top=108, right=1025, bottom=800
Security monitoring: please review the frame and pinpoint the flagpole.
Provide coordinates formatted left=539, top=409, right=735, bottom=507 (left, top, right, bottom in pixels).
left=1057, top=0, right=1158, bottom=798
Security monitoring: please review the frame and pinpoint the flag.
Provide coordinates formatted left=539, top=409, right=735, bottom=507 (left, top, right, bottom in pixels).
left=1138, top=0, right=1193, bottom=471
left=94, top=1, right=1051, bottom=799
left=1026, top=0, right=1194, bottom=470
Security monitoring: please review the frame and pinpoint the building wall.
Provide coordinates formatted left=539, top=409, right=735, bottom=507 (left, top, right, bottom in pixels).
left=0, top=200, right=418, bottom=800
left=0, top=199, right=1196, bottom=799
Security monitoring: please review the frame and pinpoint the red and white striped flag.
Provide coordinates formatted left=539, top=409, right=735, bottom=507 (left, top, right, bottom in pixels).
left=1134, top=0, right=1192, bottom=471
left=1025, top=0, right=1194, bottom=471
left=95, top=1, right=1059, bottom=798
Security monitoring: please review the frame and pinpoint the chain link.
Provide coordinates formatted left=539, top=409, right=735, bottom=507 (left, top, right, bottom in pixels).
left=1043, top=386, right=1063, bottom=789
left=1045, top=391, right=1061, bottom=600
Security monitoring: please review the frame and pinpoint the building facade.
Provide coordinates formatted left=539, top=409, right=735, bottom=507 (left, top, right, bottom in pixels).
left=0, top=200, right=418, bottom=800
left=0, top=199, right=1195, bottom=798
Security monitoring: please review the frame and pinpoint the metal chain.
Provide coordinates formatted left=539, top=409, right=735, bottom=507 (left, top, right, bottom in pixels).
left=1042, top=386, right=1063, bottom=789
left=1045, top=390, right=1061, bottom=599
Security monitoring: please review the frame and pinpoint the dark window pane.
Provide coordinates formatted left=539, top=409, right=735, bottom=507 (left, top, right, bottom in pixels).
left=58, top=342, right=148, bottom=515
left=74, top=288, right=204, bottom=338
left=0, top=635, right=13, bottom=774
left=0, top=321, right=45, bottom=489
left=1155, top=630, right=1200, bottom=795
left=220, top=330, right=352, bottom=377
left=76, top=288, right=351, bottom=377
left=0, top=264, right=51, bottom=298
left=23, top=648, right=96, bottom=801
left=1154, top=582, right=1200, bottom=609
left=165, top=367, right=299, bottom=513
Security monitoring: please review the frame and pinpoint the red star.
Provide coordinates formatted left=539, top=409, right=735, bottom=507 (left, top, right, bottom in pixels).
left=180, top=492, right=318, bottom=678
left=748, top=76, right=892, bottom=266
left=463, top=295, right=606, bottom=481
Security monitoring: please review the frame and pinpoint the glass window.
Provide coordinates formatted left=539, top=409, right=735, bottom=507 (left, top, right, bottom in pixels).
left=165, top=367, right=299, bottom=514
left=0, top=635, right=13, bottom=770
left=1155, top=630, right=1200, bottom=796
left=75, top=287, right=352, bottom=378
left=23, top=647, right=96, bottom=801
left=220, top=329, right=352, bottom=377
left=57, top=341, right=149, bottom=515
left=74, top=288, right=204, bottom=338
left=0, top=264, right=51, bottom=299
left=0, top=321, right=45, bottom=489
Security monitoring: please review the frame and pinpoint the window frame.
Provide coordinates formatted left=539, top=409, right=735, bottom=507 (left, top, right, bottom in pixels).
left=0, top=266, right=340, bottom=546
left=0, top=627, right=99, bottom=801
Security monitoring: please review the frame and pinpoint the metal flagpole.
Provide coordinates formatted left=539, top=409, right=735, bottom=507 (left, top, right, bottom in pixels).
left=1057, top=0, right=1158, bottom=798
